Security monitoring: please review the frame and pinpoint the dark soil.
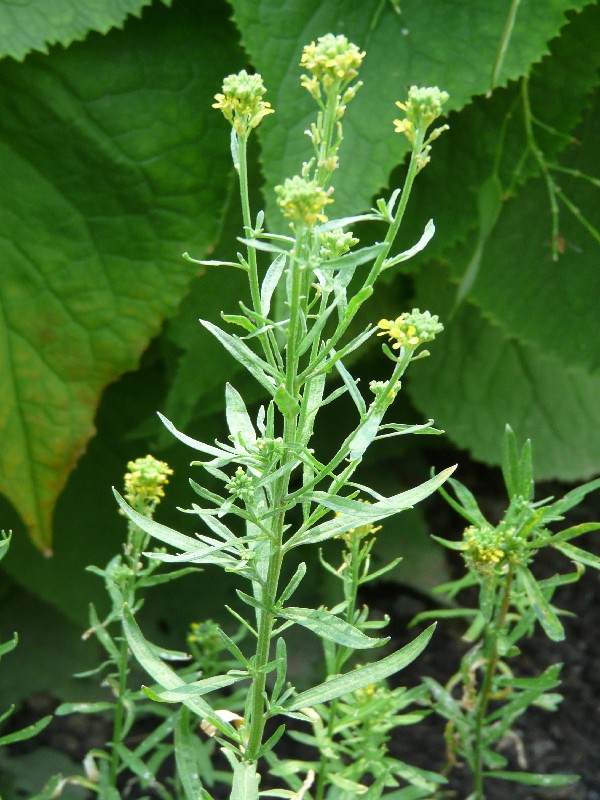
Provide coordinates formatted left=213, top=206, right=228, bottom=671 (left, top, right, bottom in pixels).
left=7, top=458, right=600, bottom=799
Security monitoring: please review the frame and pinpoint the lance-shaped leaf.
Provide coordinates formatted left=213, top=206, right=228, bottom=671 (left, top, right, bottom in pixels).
left=287, top=467, right=455, bottom=549
left=122, top=605, right=240, bottom=739
left=286, top=624, right=435, bottom=710
left=279, top=607, right=387, bottom=649
left=201, top=320, right=279, bottom=393
left=383, top=220, right=436, bottom=270
left=226, top=383, right=257, bottom=446
left=517, top=565, right=565, bottom=641
left=484, top=771, right=578, bottom=787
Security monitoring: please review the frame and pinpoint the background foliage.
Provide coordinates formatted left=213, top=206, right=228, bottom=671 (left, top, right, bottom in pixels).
left=0, top=0, right=599, bottom=761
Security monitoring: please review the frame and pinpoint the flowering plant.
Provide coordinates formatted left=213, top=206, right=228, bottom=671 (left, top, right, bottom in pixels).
left=113, top=33, right=451, bottom=799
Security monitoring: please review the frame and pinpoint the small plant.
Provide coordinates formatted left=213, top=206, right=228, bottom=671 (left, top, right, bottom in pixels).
left=0, top=532, right=52, bottom=751
left=413, top=425, right=600, bottom=798
left=113, top=33, right=451, bottom=800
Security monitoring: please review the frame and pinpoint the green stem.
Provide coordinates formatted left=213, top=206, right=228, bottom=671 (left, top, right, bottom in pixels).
left=110, top=597, right=132, bottom=785
left=237, top=133, right=278, bottom=370
left=244, top=248, right=306, bottom=762
left=472, top=566, right=514, bottom=798
left=315, top=523, right=362, bottom=800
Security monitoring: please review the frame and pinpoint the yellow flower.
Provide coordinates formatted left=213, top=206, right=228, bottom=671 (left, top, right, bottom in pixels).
left=377, top=309, right=443, bottom=350
left=213, top=70, right=274, bottom=136
left=123, top=454, right=173, bottom=513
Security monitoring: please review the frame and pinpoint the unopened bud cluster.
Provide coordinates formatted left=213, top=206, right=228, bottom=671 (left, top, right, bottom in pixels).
left=275, top=174, right=334, bottom=228
left=462, top=523, right=527, bottom=576
left=319, top=228, right=359, bottom=260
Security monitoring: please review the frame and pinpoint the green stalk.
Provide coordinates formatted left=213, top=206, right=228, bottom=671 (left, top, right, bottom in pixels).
left=109, top=631, right=130, bottom=785
left=471, top=566, right=514, bottom=798
left=315, top=526, right=362, bottom=800
left=237, top=132, right=278, bottom=370
left=244, top=241, right=306, bottom=763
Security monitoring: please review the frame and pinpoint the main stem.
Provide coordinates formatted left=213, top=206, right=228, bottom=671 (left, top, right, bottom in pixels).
left=245, top=244, right=306, bottom=762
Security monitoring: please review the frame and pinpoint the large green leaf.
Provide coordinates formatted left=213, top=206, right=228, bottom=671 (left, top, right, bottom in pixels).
left=0, top=0, right=171, bottom=62
left=408, top=279, right=600, bottom=480
left=0, top=0, right=241, bottom=550
left=229, top=0, right=593, bottom=219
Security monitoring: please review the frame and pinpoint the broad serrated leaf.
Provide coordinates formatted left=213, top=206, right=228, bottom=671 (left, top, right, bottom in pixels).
left=0, top=0, right=238, bottom=550
left=230, top=0, right=591, bottom=220
left=286, top=624, right=434, bottom=710
left=0, top=0, right=172, bottom=61
left=409, top=289, right=600, bottom=480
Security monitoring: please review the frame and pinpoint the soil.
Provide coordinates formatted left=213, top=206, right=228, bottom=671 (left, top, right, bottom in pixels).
left=7, top=457, right=600, bottom=799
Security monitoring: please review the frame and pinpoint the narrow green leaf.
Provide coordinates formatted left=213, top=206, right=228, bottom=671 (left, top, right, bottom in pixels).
left=318, top=242, right=387, bottom=271
left=175, top=707, right=209, bottom=800
left=0, top=633, right=18, bottom=660
left=202, top=320, right=280, bottom=391
left=485, top=770, right=578, bottom=787
left=518, top=565, right=565, bottom=641
left=55, top=701, right=115, bottom=715
left=122, top=605, right=239, bottom=739
left=226, top=383, right=257, bottom=445
left=280, top=607, right=386, bottom=649
left=261, top=255, right=286, bottom=317
left=553, top=540, right=600, bottom=570
left=383, top=220, right=436, bottom=269
left=286, top=624, right=435, bottom=710
left=289, top=467, right=455, bottom=548
left=113, top=490, right=208, bottom=554
left=334, top=360, right=366, bottom=416
left=0, top=714, right=52, bottom=746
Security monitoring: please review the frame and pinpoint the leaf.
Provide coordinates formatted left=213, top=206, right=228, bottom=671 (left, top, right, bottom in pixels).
left=288, top=466, right=455, bottom=548
left=286, top=624, right=435, bottom=710
left=0, top=714, right=52, bottom=747
left=0, top=0, right=172, bottom=61
left=175, top=708, right=210, bottom=800
left=517, top=565, right=565, bottom=641
left=201, top=320, right=279, bottom=393
left=0, top=0, right=240, bottom=550
left=279, top=607, right=386, bottom=648
left=122, top=604, right=241, bottom=739
left=409, top=288, right=600, bottom=480
left=553, top=541, right=600, bottom=570
left=226, top=383, right=257, bottom=445
left=484, top=770, right=578, bottom=787
left=230, top=0, right=591, bottom=220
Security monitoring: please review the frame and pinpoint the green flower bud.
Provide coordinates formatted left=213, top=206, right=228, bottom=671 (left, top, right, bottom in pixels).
left=275, top=175, right=334, bottom=228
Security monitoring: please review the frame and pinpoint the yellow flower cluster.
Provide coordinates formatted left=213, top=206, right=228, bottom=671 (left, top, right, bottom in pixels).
left=275, top=175, right=334, bottom=228
left=377, top=309, right=443, bottom=350
left=213, top=70, right=274, bottom=136
left=300, top=34, right=365, bottom=95
left=461, top=524, right=525, bottom=576
left=393, top=85, right=449, bottom=143
left=123, top=454, right=173, bottom=512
